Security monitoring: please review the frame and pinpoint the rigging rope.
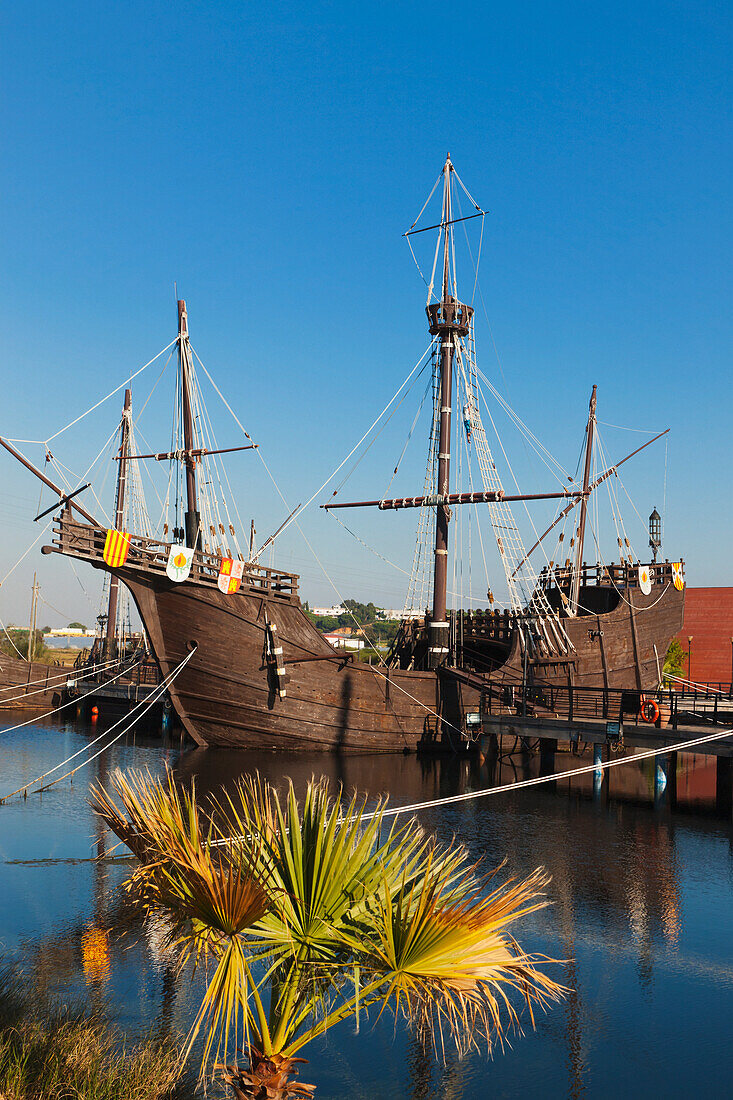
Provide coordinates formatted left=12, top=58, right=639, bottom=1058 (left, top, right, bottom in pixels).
left=0, top=614, right=29, bottom=660
left=0, top=647, right=196, bottom=803
left=7, top=340, right=177, bottom=447
left=0, top=659, right=142, bottom=745
left=0, top=657, right=125, bottom=705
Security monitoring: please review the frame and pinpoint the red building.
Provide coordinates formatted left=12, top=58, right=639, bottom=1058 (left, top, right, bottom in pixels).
left=674, top=588, right=733, bottom=685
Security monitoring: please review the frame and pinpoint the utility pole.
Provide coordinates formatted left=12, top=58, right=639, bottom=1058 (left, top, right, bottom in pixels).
left=27, top=572, right=39, bottom=662
left=105, top=389, right=131, bottom=659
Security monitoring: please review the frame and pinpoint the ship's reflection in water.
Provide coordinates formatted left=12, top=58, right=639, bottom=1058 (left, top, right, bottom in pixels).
left=2, top=720, right=732, bottom=1098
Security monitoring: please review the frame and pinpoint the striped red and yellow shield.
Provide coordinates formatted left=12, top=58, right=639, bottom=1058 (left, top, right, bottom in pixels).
left=103, top=529, right=131, bottom=568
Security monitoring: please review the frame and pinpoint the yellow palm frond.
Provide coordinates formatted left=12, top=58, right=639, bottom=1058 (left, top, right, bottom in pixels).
left=360, top=863, right=566, bottom=1056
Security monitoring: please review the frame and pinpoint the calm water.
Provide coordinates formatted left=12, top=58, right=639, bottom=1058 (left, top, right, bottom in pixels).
left=1, top=713, right=732, bottom=1098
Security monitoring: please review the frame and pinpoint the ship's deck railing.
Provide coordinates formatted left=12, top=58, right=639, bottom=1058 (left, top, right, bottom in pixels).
left=48, top=515, right=300, bottom=603
left=538, top=559, right=683, bottom=591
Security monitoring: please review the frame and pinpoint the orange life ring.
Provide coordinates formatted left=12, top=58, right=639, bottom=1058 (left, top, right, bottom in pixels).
left=639, top=698, right=660, bottom=724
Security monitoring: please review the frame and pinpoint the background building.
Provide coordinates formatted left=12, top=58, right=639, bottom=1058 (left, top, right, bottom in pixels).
left=674, top=588, right=733, bottom=685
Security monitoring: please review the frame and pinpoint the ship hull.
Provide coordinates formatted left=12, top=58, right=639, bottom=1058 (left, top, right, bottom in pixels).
left=118, top=566, right=473, bottom=751
left=47, top=520, right=684, bottom=751
left=115, top=566, right=683, bottom=751
left=492, top=583, right=685, bottom=692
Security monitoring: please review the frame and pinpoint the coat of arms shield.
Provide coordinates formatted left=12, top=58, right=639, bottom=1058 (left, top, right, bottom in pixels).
left=218, top=557, right=244, bottom=594
left=103, top=528, right=130, bottom=568
left=638, top=564, right=652, bottom=596
left=166, top=545, right=194, bottom=583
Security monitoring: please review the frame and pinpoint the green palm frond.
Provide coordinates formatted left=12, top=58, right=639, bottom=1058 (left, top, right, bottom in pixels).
left=90, top=767, right=567, bottom=1090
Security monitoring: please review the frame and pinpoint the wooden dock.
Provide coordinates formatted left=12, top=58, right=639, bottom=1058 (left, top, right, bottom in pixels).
left=467, top=675, right=733, bottom=758
left=478, top=713, right=733, bottom=757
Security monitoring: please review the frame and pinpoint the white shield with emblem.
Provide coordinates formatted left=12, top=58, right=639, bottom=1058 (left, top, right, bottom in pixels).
left=166, top=545, right=194, bottom=583
left=638, top=564, right=652, bottom=596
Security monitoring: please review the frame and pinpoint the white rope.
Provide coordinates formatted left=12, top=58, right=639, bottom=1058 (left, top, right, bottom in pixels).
left=212, top=719, right=733, bottom=852
left=379, top=372, right=433, bottom=504
left=8, top=340, right=178, bottom=447
left=0, top=417, right=125, bottom=597
left=407, top=171, right=443, bottom=232
left=327, top=513, right=410, bottom=577
left=372, top=725, right=733, bottom=821
left=260, top=345, right=434, bottom=551
left=187, top=340, right=432, bottom=557
left=0, top=647, right=195, bottom=803
left=0, top=522, right=52, bottom=588
left=597, top=420, right=662, bottom=433
left=0, top=657, right=123, bottom=702
left=34, top=648, right=196, bottom=795
left=668, top=674, right=733, bottom=695
left=0, top=659, right=142, bottom=741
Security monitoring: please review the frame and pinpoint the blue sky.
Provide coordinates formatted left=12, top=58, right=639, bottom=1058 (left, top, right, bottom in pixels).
left=1, top=1, right=731, bottom=626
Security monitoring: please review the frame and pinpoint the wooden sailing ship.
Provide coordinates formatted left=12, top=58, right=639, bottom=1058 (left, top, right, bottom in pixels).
left=2, top=155, right=684, bottom=750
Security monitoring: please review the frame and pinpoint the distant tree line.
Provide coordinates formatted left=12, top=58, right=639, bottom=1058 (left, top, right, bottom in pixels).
left=0, top=627, right=49, bottom=662
left=303, top=598, right=401, bottom=645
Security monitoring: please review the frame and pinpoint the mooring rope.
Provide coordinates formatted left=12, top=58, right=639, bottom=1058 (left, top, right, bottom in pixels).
left=373, top=722, right=733, bottom=821
left=0, top=659, right=143, bottom=739
left=0, top=657, right=124, bottom=703
left=208, top=718, right=733, bottom=848
left=667, top=674, right=733, bottom=696
left=0, top=647, right=196, bottom=804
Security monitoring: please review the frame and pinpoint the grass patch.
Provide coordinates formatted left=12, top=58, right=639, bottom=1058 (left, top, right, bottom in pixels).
left=0, top=966, right=191, bottom=1100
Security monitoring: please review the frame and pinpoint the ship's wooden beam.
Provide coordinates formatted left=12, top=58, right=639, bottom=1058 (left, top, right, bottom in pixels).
left=116, top=444, right=258, bottom=461
left=0, top=436, right=99, bottom=525
left=323, top=489, right=583, bottom=511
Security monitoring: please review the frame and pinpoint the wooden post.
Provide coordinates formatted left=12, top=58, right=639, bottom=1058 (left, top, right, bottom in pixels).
left=105, top=389, right=131, bottom=659
left=628, top=598, right=643, bottom=691
left=539, top=738, right=557, bottom=778
left=27, top=572, right=39, bottom=666
left=716, top=756, right=732, bottom=819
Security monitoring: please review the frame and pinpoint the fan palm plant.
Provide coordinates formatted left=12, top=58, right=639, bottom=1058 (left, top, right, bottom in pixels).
left=91, top=769, right=565, bottom=1098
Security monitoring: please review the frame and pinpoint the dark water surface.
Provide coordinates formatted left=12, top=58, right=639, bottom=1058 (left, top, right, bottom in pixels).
left=1, top=713, right=732, bottom=1098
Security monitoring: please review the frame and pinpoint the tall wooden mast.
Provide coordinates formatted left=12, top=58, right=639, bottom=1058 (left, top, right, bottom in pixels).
left=178, top=300, right=200, bottom=549
left=105, top=388, right=131, bottom=658
left=427, top=155, right=473, bottom=668
left=570, top=384, right=597, bottom=614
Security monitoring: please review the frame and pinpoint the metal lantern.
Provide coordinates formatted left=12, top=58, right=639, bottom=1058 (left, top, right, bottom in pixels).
left=649, top=507, right=662, bottom=562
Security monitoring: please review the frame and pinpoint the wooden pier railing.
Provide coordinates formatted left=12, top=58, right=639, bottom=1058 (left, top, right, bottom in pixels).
left=479, top=679, right=733, bottom=730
